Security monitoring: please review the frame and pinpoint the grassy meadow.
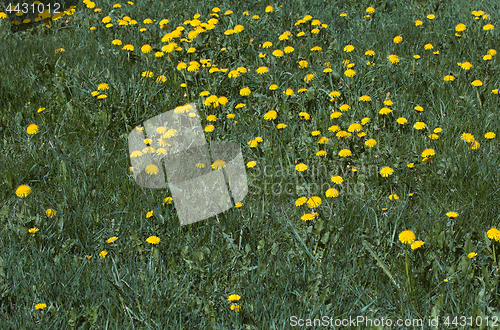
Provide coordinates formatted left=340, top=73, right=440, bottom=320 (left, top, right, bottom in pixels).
left=1, top=0, right=500, bottom=328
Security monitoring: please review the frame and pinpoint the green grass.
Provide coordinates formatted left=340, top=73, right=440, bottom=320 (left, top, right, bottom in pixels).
left=1, top=0, right=500, bottom=328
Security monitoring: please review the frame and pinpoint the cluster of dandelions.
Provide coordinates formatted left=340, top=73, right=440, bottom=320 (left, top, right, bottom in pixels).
left=6, top=1, right=500, bottom=312
left=292, top=164, right=340, bottom=223
left=461, top=132, right=496, bottom=150
left=227, top=294, right=241, bottom=312
left=399, top=230, right=424, bottom=295
left=92, top=235, right=161, bottom=260
left=15, top=181, right=163, bottom=261
left=74, top=2, right=498, bottom=212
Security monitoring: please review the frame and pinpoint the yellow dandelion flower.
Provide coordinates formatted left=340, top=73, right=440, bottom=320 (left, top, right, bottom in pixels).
left=411, top=240, right=424, bottom=250
left=307, top=196, right=322, bottom=208
left=228, top=294, right=241, bottom=302
left=387, top=54, right=399, bottom=64
left=16, top=184, right=32, bottom=198
left=330, top=112, right=342, bottom=119
left=246, top=161, right=257, bottom=168
left=295, top=163, right=307, bottom=172
left=301, top=213, right=316, bottom=222
left=234, top=24, right=244, bottom=33
left=27, top=124, right=39, bottom=135
left=468, top=140, right=480, bottom=150
left=295, top=197, right=307, bottom=206
left=263, top=110, right=277, bottom=120
left=446, top=212, right=458, bottom=219
left=35, top=303, right=47, bottom=310
left=487, top=228, right=500, bottom=241
left=461, top=133, right=474, bottom=143
left=348, top=123, right=362, bottom=132
left=379, top=107, right=392, bottom=115
left=98, top=83, right=109, bottom=90
left=326, top=188, right=339, bottom=198
left=272, top=49, right=284, bottom=57
left=344, top=45, right=354, bottom=52
left=380, top=167, right=394, bottom=177
left=141, top=44, right=152, bottom=53
left=338, top=149, right=352, bottom=157
left=145, top=164, right=159, bottom=175
left=421, top=148, right=435, bottom=158
left=28, top=228, right=39, bottom=234
left=344, top=69, right=356, bottom=77
left=107, top=236, right=118, bottom=243
left=45, top=209, right=56, bottom=218
left=331, top=176, right=343, bottom=184
left=365, top=139, right=377, bottom=147
left=393, top=36, right=403, bottom=43
left=455, top=23, right=466, bottom=32
left=339, top=104, right=351, bottom=112
left=414, top=122, right=426, bottom=130
left=123, top=44, right=135, bottom=51
left=248, top=139, right=258, bottom=148
left=399, top=230, right=416, bottom=244
left=316, top=150, right=327, bottom=157
left=256, top=66, right=269, bottom=74
left=212, top=160, right=226, bottom=169
left=318, top=137, right=329, bottom=144
left=240, top=87, right=251, bottom=96
left=146, top=236, right=160, bottom=244
left=485, top=132, right=496, bottom=139
left=299, top=112, right=310, bottom=120
left=262, top=41, right=272, bottom=48
left=304, top=73, right=315, bottom=82
left=388, top=194, right=399, bottom=200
